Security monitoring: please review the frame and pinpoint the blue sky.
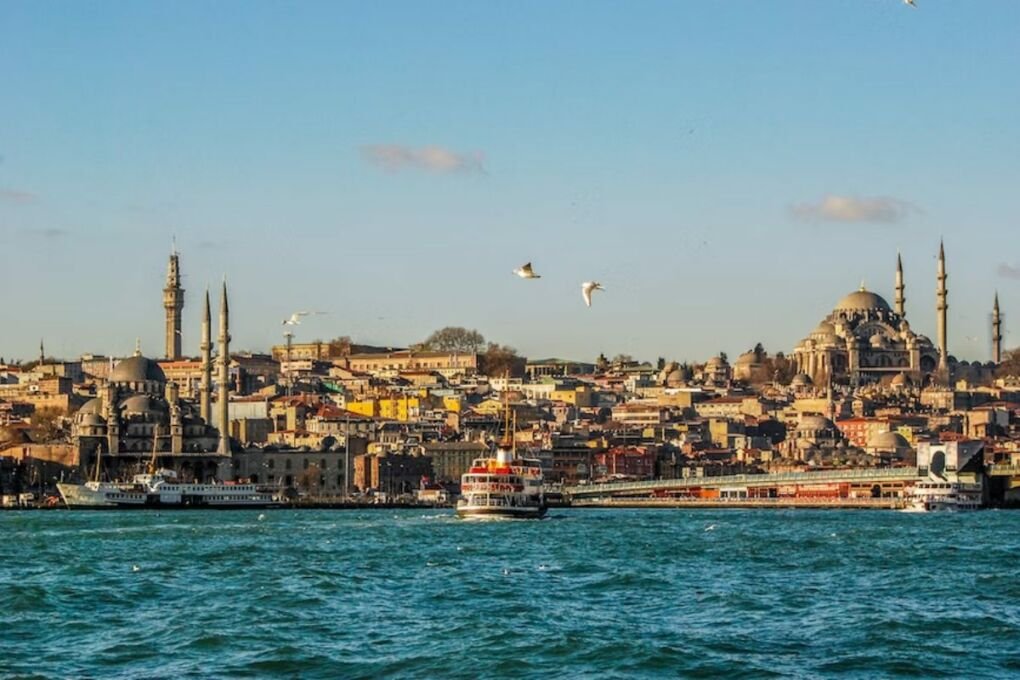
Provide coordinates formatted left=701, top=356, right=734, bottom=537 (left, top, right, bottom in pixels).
left=1, top=1, right=1018, bottom=364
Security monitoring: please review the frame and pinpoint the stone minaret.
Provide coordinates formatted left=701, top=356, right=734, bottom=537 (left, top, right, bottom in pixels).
left=217, top=281, right=231, bottom=455
left=936, top=240, right=949, bottom=376
left=895, top=252, right=905, bottom=317
left=200, top=289, right=213, bottom=425
left=993, top=292, right=1002, bottom=364
left=163, top=246, right=184, bottom=360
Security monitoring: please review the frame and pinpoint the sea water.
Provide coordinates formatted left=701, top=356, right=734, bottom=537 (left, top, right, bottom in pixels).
left=2, top=509, right=1020, bottom=679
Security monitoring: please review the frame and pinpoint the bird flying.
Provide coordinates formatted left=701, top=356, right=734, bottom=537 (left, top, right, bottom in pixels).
left=581, top=281, right=604, bottom=307
left=904, top=0, right=917, bottom=7
left=513, top=262, right=540, bottom=279
left=282, top=311, right=325, bottom=326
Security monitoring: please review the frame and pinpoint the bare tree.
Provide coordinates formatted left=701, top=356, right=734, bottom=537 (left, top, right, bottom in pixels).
left=422, top=327, right=486, bottom=353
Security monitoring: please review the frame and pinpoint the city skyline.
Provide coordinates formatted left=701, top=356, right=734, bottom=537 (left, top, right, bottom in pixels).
left=2, top=1, right=1019, bottom=362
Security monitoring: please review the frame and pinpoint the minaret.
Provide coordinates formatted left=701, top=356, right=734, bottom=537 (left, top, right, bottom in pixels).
left=936, top=240, right=949, bottom=377
left=993, top=292, right=1002, bottom=364
left=163, top=243, right=185, bottom=360
left=216, top=281, right=231, bottom=455
left=200, top=289, right=213, bottom=425
left=38, top=339, right=45, bottom=365
left=895, top=252, right=905, bottom=317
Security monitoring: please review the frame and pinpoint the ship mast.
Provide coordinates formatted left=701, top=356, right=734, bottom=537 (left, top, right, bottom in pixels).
left=93, top=447, right=103, bottom=483
left=148, top=425, right=160, bottom=474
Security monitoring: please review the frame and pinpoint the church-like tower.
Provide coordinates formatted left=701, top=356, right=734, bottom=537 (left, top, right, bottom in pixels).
left=163, top=246, right=184, bottom=360
left=217, top=281, right=231, bottom=455
left=936, top=240, right=949, bottom=376
left=895, top=252, right=905, bottom=317
left=200, top=289, right=213, bottom=425
left=993, top=292, right=1002, bottom=364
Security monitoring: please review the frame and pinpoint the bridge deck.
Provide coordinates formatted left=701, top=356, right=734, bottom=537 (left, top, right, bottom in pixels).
left=566, top=467, right=924, bottom=498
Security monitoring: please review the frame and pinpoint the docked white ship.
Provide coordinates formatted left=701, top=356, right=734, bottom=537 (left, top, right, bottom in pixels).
left=904, top=479, right=983, bottom=512
left=57, top=468, right=279, bottom=509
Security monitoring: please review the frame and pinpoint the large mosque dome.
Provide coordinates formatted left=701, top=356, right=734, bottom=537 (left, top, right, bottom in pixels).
left=833, top=287, right=891, bottom=314
left=110, top=355, right=166, bottom=385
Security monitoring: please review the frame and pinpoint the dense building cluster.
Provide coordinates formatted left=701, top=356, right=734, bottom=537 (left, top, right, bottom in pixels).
left=2, top=245, right=1020, bottom=505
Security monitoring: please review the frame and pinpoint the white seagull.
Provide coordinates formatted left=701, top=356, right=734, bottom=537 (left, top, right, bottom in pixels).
left=581, top=281, right=604, bottom=308
left=281, top=311, right=325, bottom=326
left=904, top=0, right=917, bottom=7
left=513, top=262, right=541, bottom=279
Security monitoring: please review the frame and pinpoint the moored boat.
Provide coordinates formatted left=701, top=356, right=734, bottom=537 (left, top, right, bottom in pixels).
left=903, top=478, right=982, bottom=512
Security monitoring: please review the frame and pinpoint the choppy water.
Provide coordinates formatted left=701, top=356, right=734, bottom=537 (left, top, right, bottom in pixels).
left=2, top=509, right=1020, bottom=679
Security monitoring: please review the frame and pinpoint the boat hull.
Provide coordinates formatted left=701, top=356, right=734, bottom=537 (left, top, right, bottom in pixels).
left=57, top=483, right=280, bottom=509
left=455, top=504, right=547, bottom=519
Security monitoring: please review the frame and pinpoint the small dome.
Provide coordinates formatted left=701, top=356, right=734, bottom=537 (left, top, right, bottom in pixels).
left=891, top=372, right=912, bottom=387
left=791, top=373, right=813, bottom=387
left=798, top=415, right=835, bottom=432
left=705, top=355, right=729, bottom=367
left=110, top=356, right=166, bottom=385
left=868, top=431, right=909, bottom=451
left=735, top=352, right=759, bottom=366
left=833, top=287, right=892, bottom=313
left=78, top=398, right=103, bottom=415
left=79, top=413, right=106, bottom=427
left=120, top=394, right=168, bottom=416
left=665, top=369, right=684, bottom=387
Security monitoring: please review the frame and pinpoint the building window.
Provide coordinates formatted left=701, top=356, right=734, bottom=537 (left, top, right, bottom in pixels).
left=268, top=459, right=275, bottom=469
left=285, top=459, right=292, bottom=471
left=321, top=458, right=327, bottom=470
left=303, top=459, right=309, bottom=469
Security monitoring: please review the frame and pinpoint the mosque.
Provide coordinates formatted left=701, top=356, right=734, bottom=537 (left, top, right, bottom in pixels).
left=72, top=249, right=234, bottom=482
left=791, top=243, right=1002, bottom=388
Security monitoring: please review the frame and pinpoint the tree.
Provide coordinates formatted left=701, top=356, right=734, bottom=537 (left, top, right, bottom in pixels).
left=30, top=407, right=66, bottom=443
left=421, top=327, right=486, bottom=353
left=482, top=343, right=521, bottom=377
left=297, top=464, right=321, bottom=495
left=996, top=348, right=1020, bottom=378
left=612, top=354, right=633, bottom=365
left=327, top=336, right=352, bottom=358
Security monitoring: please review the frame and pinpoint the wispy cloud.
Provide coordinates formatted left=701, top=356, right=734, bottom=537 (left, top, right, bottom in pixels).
left=997, top=263, right=1020, bottom=280
left=22, top=227, right=66, bottom=239
left=0, top=188, right=39, bottom=205
left=790, top=195, right=913, bottom=224
left=360, top=144, right=486, bottom=174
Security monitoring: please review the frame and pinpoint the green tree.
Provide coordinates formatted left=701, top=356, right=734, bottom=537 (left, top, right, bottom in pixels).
left=422, top=327, right=486, bottom=353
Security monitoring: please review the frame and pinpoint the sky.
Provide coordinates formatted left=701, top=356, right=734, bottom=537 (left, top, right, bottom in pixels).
left=1, top=0, right=1018, bottom=365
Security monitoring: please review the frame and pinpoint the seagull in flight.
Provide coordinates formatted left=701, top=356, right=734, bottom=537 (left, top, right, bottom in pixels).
left=513, top=262, right=541, bottom=279
left=904, top=0, right=917, bottom=7
left=581, top=281, right=604, bottom=308
left=282, top=311, right=325, bottom=326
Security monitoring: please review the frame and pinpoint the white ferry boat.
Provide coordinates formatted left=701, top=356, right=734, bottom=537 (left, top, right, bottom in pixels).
left=903, top=478, right=983, bottom=512
left=58, top=426, right=279, bottom=509
left=57, top=468, right=279, bottom=509
left=456, top=445, right=546, bottom=519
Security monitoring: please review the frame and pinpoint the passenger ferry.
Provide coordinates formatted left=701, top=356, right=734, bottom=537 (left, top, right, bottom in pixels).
left=57, top=468, right=279, bottom=509
left=57, top=426, right=279, bottom=509
left=456, top=445, right=546, bottom=519
left=903, top=478, right=983, bottom=512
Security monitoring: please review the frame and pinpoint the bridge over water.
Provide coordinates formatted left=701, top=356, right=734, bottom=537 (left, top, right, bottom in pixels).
left=565, top=467, right=925, bottom=500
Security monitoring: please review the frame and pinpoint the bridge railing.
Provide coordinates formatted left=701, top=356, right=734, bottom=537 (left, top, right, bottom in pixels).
left=566, top=467, right=922, bottom=497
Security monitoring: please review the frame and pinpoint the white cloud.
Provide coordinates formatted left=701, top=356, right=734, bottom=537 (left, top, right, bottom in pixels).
left=997, top=263, right=1020, bottom=280
left=790, top=195, right=912, bottom=224
left=360, top=144, right=485, bottom=174
left=0, top=188, right=38, bottom=204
